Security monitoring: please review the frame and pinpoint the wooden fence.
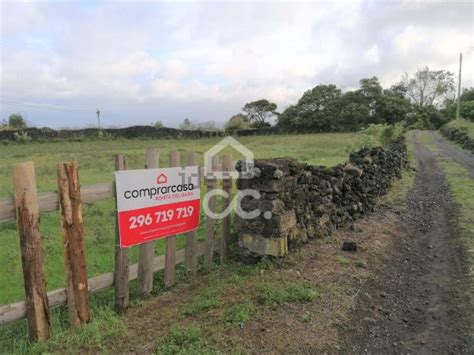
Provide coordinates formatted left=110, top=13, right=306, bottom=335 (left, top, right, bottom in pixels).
left=0, top=149, right=234, bottom=342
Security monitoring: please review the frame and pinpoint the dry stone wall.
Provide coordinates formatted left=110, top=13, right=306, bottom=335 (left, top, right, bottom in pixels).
left=236, top=139, right=407, bottom=261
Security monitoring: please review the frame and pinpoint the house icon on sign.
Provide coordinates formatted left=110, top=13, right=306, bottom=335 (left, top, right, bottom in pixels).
left=156, top=173, right=168, bottom=184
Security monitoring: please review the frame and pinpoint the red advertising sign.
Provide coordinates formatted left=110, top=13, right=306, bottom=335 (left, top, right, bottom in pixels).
left=115, top=166, right=200, bottom=248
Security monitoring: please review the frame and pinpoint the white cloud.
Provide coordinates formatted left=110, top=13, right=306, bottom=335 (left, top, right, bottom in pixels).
left=0, top=1, right=472, bottom=128
left=365, top=45, right=380, bottom=64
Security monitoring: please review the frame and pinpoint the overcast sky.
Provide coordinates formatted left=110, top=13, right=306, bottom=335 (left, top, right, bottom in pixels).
left=1, top=0, right=473, bottom=128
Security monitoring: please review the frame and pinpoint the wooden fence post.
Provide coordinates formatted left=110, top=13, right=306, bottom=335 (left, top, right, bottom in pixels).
left=204, top=156, right=219, bottom=270
left=57, top=161, right=90, bottom=328
left=164, top=150, right=179, bottom=287
left=114, top=155, right=129, bottom=313
left=138, top=149, right=159, bottom=295
left=220, top=155, right=233, bottom=263
left=184, top=152, right=198, bottom=278
left=12, top=162, right=51, bottom=342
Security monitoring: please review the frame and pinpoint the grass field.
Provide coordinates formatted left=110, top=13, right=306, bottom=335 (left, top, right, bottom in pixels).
left=0, top=132, right=365, bottom=305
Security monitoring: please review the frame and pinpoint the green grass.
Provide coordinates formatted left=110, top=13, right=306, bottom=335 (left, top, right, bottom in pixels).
left=446, top=118, right=474, bottom=139
left=256, top=280, right=319, bottom=306
left=221, top=299, right=256, bottom=325
left=155, top=324, right=218, bottom=355
left=0, top=132, right=364, bottom=305
left=336, top=255, right=350, bottom=265
left=0, top=133, right=363, bottom=197
left=183, top=264, right=258, bottom=317
left=0, top=291, right=125, bottom=354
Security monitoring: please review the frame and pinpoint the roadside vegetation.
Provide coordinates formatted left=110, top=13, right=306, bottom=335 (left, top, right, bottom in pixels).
left=445, top=118, right=474, bottom=139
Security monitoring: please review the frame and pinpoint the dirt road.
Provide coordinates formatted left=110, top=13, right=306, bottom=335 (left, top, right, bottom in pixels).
left=431, top=131, right=474, bottom=177
left=345, top=131, right=472, bottom=353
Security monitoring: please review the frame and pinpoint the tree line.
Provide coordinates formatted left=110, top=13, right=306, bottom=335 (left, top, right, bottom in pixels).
left=4, top=66, right=473, bottom=134
left=226, top=67, right=474, bottom=133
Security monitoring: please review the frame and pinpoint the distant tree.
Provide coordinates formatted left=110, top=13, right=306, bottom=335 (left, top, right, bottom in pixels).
left=276, top=105, right=297, bottom=130
left=196, top=120, right=219, bottom=131
left=242, top=99, right=278, bottom=127
left=334, top=91, right=368, bottom=130
left=277, top=85, right=342, bottom=131
left=384, top=83, right=407, bottom=98
left=375, top=94, right=412, bottom=125
left=338, top=102, right=369, bottom=131
left=8, top=113, right=27, bottom=129
left=357, top=77, right=384, bottom=123
left=225, top=113, right=250, bottom=133
left=459, top=101, right=474, bottom=121
left=297, top=84, right=342, bottom=130
left=180, top=118, right=196, bottom=130
left=154, top=120, right=164, bottom=128
left=439, top=88, right=474, bottom=121
left=407, top=104, right=446, bottom=129
left=460, top=87, right=474, bottom=102
left=400, top=67, right=455, bottom=107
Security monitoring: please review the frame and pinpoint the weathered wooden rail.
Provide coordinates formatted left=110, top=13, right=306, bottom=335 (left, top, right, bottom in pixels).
left=0, top=149, right=234, bottom=343
left=0, top=183, right=114, bottom=223
left=0, top=242, right=207, bottom=325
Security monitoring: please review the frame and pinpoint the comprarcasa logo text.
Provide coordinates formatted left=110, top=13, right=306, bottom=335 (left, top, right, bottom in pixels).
left=123, top=176, right=195, bottom=201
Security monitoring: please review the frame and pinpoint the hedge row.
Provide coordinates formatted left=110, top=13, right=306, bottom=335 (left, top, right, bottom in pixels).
left=0, top=126, right=223, bottom=141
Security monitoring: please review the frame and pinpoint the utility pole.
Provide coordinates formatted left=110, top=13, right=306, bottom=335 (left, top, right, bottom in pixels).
left=456, top=53, right=462, bottom=120
left=96, top=108, right=101, bottom=130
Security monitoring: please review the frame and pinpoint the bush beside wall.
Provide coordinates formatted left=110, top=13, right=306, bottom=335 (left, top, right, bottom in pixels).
left=235, top=139, right=407, bottom=261
left=440, top=126, right=474, bottom=153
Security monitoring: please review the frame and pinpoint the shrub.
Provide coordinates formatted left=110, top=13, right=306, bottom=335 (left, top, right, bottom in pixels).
left=13, top=131, right=31, bottom=144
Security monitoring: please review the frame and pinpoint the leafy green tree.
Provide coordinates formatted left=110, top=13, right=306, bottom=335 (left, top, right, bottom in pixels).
left=407, top=105, right=446, bottom=129
left=400, top=67, right=455, bottom=107
left=338, top=102, right=369, bottom=131
left=357, top=77, right=384, bottom=124
left=375, top=94, right=412, bottom=125
left=276, top=105, right=297, bottom=130
left=154, top=120, right=164, bottom=128
left=460, top=87, right=474, bottom=102
left=292, top=84, right=342, bottom=130
left=8, top=113, right=27, bottom=129
left=336, top=90, right=368, bottom=130
left=242, top=99, right=277, bottom=127
left=384, top=83, right=407, bottom=98
left=460, top=101, right=474, bottom=121
left=225, top=113, right=250, bottom=132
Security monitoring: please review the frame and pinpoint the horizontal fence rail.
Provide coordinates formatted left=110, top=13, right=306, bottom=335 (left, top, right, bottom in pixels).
left=0, top=242, right=207, bottom=325
left=0, top=148, right=233, bottom=343
left=0, top=183, right=114, bottom=222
